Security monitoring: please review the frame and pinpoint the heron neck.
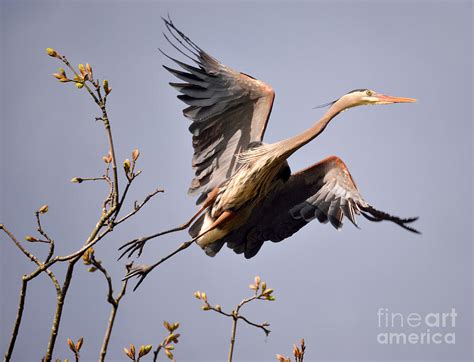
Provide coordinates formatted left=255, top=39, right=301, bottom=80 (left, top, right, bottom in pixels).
left=275, top=101, right=344, bottom=159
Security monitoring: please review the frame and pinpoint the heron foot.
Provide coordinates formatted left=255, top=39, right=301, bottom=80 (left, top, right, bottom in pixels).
left=118, top=236, right=150, bottom=260
left=122, top=263, right=154, bottom=291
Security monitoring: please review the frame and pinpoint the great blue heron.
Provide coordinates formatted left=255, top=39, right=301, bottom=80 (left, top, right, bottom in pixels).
left=120, top=18, right=419, bottom=286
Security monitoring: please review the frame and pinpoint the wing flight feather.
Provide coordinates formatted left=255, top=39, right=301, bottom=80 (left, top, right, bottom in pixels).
left=162, top=18, right=275, bottom=204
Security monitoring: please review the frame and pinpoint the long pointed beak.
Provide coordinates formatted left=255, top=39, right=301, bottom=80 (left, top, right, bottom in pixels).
left=375, top=93, right=417, bottom=104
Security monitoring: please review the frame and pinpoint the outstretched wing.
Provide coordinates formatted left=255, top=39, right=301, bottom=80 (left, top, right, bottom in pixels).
left=161, top=18, right=275, bottom=204
left=210, top=156, right=419, bottom=258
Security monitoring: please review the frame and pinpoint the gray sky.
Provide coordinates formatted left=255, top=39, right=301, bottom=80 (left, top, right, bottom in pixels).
left=1, top=1, right=472, bottom=361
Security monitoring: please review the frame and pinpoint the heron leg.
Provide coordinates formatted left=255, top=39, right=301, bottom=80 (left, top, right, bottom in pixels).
left=124, top=210, right=235, bottom=291
left=118, top=188, right=219, bottom=259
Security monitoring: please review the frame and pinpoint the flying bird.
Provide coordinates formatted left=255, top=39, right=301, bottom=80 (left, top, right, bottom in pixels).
left=120, top=18, right=419, bottom=283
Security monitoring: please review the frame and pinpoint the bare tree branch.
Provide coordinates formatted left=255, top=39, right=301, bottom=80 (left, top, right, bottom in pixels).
left=114, top=188, right=164, bottom=226
left=4, top=279, right=27, bottom=361
left=35, top=210, right=55, bottom=263
left=194, top=276, right=274, bottom=362
left=95, top=260, right=133, bottom=362
left=3, top=49, right=162, bottom=362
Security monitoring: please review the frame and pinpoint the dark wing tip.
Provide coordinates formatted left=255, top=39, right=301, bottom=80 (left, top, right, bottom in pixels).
left=361, top=205, right=421, bottom=234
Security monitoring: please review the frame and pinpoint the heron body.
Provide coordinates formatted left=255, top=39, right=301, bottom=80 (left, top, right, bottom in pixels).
left=194, top=142, right=290, bottom=247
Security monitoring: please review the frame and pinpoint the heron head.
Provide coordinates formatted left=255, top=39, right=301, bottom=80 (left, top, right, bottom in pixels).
left=343, top=89, right=417, bottom=107
left=316, top=89, right=416, bottom=111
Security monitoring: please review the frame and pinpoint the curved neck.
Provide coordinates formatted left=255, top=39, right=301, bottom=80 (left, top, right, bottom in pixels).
left=275, top=97, right=349, bottom=159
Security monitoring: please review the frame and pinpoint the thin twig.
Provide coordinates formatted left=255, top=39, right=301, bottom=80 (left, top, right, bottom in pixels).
left=35, top=212, right=52, bottom=242
left=102, top=113, right=120, bottom=209
left=227, top=296, right=270, bottom=361
left=236, top=315, right=270, bottom=335
left=152, top=344, right=162, bottom=362
left=4, top=258, right=63, bottom=362
left=60, top=56, right=100, bottom=105
left=114, top=189, right=164, bottom=226
left=91, top=256, right=116, bottom=306
left=112, top=177, right=132, bottom=222
left=78, top=177, right=107, bottom=182
left=152, top=325, right=180, bottom=362
left=35, top=211, right=55, bottom=263
left=43, top=52, right=122, bottom=362
left=44, top=261, right=75, bottom=361
left=4, top=279, right=27, bottom=361
left=0, top=195, right=110, bottom=362
left=0, top=226, right=61, bottom=290
left=206, top=303, right=270, bottom=335
left=1, top=225, right=42, bottom=265
left=98, top=262, right=133, bottom=362
left=60, top=54, right=119, bottom=208
left=228, top=313, right=238, bottom=362
left=43, top=205, right=117, bottom=362
left=195, top=279, right=273, bottom=362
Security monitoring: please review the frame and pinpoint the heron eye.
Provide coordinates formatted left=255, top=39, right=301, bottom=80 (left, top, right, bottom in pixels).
left=366, top=90, right=373, bottom=96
